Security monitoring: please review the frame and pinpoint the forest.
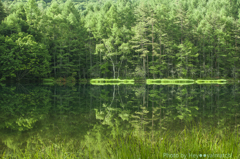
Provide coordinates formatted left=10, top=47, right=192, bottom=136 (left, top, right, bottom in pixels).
left=0, top=0, right=240, bottom=83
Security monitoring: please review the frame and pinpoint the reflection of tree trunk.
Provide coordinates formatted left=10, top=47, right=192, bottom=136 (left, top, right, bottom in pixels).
left=160, top=99, right=162, bottom=134
left=100, top=86, right=101, bottom=111
left=167, top=85, right=169, bottom=109
left=217, top=84, right=219, bottom=124
left=60, top=95, right=62, bottom=119
left=152, top=85, right=155, bottom=145
left=141, top=107, right=143, bottom=132
left=143, top=84, right=146, bottom=107
left=118, top=85, right=124, bottom=107
left=203, top=85, right=205, bottom=125
left=186, top=86, right=188, bottom=108
left=90, top=90, right=92, bottom=117
left=54, top=86, right=56, bottom=113
left=110, top=85, right=115, bottom=107
left=147, top=85, right=149, bottom=108
left=211, top=85, right=213, bottom=112
left=235, top=82, right=237, bottom=128
left=180, top=87, right=182, bottom=124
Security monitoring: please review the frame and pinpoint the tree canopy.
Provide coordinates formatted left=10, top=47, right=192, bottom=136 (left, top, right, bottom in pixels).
left=1, top=0, right=240, bottom=82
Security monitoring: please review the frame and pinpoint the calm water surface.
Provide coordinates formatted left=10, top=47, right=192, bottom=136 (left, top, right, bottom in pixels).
left=1, top=83, right=240, bottom=157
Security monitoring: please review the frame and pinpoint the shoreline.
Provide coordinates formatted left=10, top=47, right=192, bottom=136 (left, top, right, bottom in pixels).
left=79, top=78, right=240, bottom=83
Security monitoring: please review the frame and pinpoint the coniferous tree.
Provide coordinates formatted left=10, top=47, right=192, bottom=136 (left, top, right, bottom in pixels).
left=0, top=0, right=7, bottom=22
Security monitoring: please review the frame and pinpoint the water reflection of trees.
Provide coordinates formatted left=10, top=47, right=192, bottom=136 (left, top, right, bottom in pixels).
left=0, top=84, right=240, bottom=157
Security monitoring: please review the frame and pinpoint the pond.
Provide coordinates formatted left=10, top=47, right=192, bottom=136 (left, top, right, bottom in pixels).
left=0, top=83, right=239, bottom=158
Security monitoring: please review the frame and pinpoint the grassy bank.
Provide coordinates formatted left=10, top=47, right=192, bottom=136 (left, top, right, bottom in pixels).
left=1, top=124, right=239, bottom=159
left=146, top=79, right=195, bottom=85
left=90, top=79, right=134, bottom=85
left=40, top=76, right=240, bottom=84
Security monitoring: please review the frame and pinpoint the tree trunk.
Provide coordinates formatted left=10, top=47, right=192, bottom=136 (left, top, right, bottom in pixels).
left=147, top=55, right=149, bottom=78
left=152, top=12, right=155, bottom=79
left=109, top=56, right=116, bottom=79
left=117, top=58, right=123, bottom=79
left=143, top=56, right=146, bottom=80
left=159, top=35, right=162, bottom=78
left=180, top=17, right=183, bottom=77
left=54, top=25, right=56, bottom=78
left=89, top=33, right=92, bottom=79
left=203, top=35, right=205, bottom=78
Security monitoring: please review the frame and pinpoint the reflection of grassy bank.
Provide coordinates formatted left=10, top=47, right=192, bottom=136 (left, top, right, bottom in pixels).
left=2, top=124, right=239, bottom=159
left=42, top=76, right=76, bottom=86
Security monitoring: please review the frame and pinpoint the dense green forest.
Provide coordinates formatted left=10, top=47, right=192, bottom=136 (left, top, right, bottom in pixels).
left=1, top=0, right=240, bottom=83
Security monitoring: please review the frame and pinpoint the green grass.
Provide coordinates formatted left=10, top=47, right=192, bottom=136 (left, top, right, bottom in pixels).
left=195, top=79, right=227, bottom=84
left=42, top=78, right=236, bottom=85
left=147, top=79, right=195, bottom=85
left=2, top=123, right=239, bottom=159
left=109, top=125, right=239, bottom=159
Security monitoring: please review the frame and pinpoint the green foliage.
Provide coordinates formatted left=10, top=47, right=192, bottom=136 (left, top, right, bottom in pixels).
left=0, top=32, right=50, bottom=81
left=1, top=0, right=240, bottom=82
left=0, top=0, right=7, bottom=22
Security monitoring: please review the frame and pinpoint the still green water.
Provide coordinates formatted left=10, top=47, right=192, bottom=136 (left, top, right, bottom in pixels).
left=0, top=83, right=240, bottom=158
